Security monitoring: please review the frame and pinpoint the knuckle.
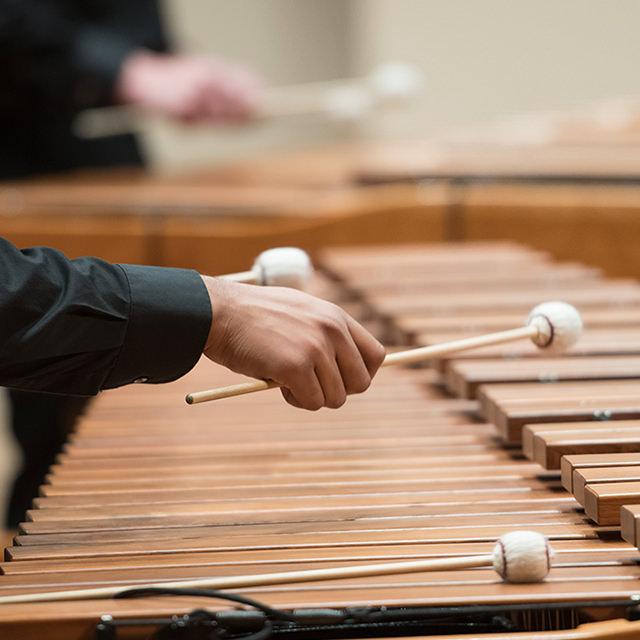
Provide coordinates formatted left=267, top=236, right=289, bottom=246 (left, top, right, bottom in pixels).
left=276, top=360, right=296, bottom=378
left=195, top=74, right=212, bottom=89
left=349, top=374, right=372, bottom=395
left=321, top=305, right=346, bottom=328
left=326, top=393, right=347, bottom=409
left=370, top=343, right=386, bottom=368
left=320, top=315, right=344, bottom=337
left=305, top=339, right=324, bottom=359
left=304, top=398, right=323, bottom=411
left=186, top=86, right=203, bottom=103
left=278, top=354, right=311, bottom=378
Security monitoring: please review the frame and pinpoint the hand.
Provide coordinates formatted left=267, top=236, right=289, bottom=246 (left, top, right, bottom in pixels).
left=115, top=51, right=261, bottom=123
left=201, top=277, right=386, bottom=410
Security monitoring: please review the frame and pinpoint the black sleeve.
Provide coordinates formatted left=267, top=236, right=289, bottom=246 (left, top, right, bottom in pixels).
left=0, top=0, right=169, bottom=113
left=0, top=238, right=211, bottom=396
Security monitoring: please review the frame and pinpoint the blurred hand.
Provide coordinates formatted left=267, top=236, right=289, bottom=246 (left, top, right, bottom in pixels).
left=201, top=277, right=386, bottom=410
left=116, top=51, right=261, bottom=123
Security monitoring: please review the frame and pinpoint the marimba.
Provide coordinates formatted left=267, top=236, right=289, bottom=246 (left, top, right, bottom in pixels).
left=8, top=129, right=640, bottom=280
left=4, top=242, right=640, bottom=639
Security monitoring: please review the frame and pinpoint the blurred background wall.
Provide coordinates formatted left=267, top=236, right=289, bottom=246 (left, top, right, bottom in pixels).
left=351, top=0, right=640, bottom=138
left=147, top=0, right=640, bottom=171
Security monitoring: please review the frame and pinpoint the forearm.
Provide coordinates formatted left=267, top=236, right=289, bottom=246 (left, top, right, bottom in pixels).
left=0, top=239, right=210, bottom=396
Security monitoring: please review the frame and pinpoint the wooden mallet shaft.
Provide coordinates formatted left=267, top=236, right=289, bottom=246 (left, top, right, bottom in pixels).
left=223, top=270, right=256, bottom=284
left=0, top=555, right=492, bottom=605
left=0, top=530, right=551, bottom=605
left=186, top=324, right=538, bottom=405
left=73, top=64, right=421, bottom=139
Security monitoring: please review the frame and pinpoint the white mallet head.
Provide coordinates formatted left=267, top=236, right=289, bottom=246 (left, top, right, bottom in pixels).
left=527, top=301, right=583, bottom=355
left=369, top=62, right=425, bottom=102
left=253, top=247, right=313, bottom=289
left=493, top=531, right=553, bottom=583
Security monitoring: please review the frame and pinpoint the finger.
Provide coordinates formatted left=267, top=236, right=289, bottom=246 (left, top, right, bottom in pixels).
left=283, top=367, right=325, bottom=411
left=218, top=85, right=256, bottom=121
left=202, top=85, right=241, bottom=122
left=197, top=83, right=231, bottom=121
left=334, top=328, right=373, bottom=395
left=221, top=76, right=261, bottom=117
left=346, top=316, right=386, bottom=377
left=205, top=65, right=259, bottom=118
left=176, top=85, right=210, bottom=123
left=280, top=388, right=303, bottom=409
left=313, top=350, right=347, bottom=409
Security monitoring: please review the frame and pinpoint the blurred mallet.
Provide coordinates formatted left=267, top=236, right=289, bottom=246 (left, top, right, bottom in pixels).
left=186, top=301, right=582, bottom=405
left=74, top=62, right=425, bottom=138
left=0, top=531, right=552, bottom=605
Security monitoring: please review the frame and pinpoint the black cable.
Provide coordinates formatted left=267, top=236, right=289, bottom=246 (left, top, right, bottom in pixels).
left=151, top=609, right=275, bottom=640
left=115, top=586, right=296, bottom=622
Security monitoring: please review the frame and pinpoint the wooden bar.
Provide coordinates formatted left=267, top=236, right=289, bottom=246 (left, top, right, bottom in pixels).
left=533, top=427, right=640, bottom=470
left=620, top=505, right=640, bottom=545
left=447, top=356, right=640, bottom=400
left=559, top=454, right=640, bottom=493
left=478, top=381, right=640, bottom=444
left=584, top=482, right=640, bottom=525
left=572, top=466, right=640, bottom=506
left=520, top=422, right=640, bottom=463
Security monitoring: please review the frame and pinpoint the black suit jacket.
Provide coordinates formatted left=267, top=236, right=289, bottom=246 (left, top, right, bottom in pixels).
left=0, top=237, right=211, bottom=395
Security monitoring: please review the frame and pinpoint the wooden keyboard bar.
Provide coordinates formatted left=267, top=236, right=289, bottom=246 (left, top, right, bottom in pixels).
left=369, top=283, right=640, bottom=316
left=559, top=454, right=640, bottom=493
left=532, top=426, right=640, bottom=470
left=352, top=263, right=601, bottom=293
left=585, top=482, right=640, bottom=525
left=478, top=380, right=640, bottom=444
left=620, top=505, right=640, bottom=545
left=520, top=422, right=640, bottom=462
left=572, top=466, right=640, bottom=505
left=447, top=356, right=640, bottom=399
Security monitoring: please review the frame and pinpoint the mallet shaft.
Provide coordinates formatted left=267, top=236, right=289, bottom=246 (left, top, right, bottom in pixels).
left=222, top=270, right=257, bottom=284
left=0, top=555, right=492, bottom=605
left=186, top=324, right=539, bottom=405
left=186, top=379, right=278, bottom=404
left=73, top=75, right=377, bottom=139
left=383, top=324, right=537, bottom=367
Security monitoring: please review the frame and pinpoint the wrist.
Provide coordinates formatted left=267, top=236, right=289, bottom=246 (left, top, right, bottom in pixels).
left=201, top=275, right=235, bottom=360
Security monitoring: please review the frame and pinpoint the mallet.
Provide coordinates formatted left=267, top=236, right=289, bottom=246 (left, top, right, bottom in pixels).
left=0, top=531, right=552, bottom=605
left=186, top=300, right=583, bottom=405
left=224, top=247, right=312, bottom=289
left=73, top=63, right=424, bottom=138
